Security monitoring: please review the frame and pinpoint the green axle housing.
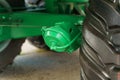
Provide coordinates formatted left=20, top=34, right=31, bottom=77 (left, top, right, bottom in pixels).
left=42, top=21, right=83, bottom=53
left=0, top=0, right=88, bottom=53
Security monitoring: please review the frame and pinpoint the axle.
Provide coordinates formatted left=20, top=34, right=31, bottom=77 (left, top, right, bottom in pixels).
left=0, top=0, right=88, bottom=53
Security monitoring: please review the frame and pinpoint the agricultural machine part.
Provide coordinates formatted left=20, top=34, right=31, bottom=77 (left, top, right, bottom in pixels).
left=80, top=0, right=120, bottom=80
left=0, top=1, right=86, bottom=53
left=45, top=0, right=88, bottom=14
left=26, top=0, right=49, bottom=50
left=27, top=0, right=88, bottom=50
left=0, top=0, right=25, bottom=71
left=0, top=0, right=88, bottom=72
left=42, top=22, right=83, bottom=53
left=0, top=12, right=83, bottom=47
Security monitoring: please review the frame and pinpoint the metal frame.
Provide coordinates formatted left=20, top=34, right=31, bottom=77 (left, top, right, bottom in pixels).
left=0, top=0, right=88, bottom=53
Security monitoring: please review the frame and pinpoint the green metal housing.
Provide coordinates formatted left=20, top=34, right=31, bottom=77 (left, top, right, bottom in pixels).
left=0, top=0, right=88, bottom=53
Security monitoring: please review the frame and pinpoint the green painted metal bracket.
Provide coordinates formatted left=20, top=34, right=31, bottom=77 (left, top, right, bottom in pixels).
left=0, top=12, right=84, bottom=42
left=0, top=0, right=88, bottom=53
left=45, top=0, right=88, bottom=13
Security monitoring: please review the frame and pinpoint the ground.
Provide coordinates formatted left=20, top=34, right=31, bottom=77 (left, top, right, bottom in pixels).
left=0, top=40, right=80, bottom=80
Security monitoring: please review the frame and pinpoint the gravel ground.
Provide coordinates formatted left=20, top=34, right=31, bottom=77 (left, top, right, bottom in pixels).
left=0, top=40, right=80, bottom=80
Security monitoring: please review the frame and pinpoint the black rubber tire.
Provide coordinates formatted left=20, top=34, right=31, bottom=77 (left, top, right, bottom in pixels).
left=27, top=36, right=49, bottom=50
left=0, top=39, right=25, bottom=71
left=80, top=0, right=120, bottom=80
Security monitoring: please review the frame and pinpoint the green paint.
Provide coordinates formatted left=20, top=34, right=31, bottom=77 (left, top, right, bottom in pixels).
left=0, top=0, right=88, bottom=53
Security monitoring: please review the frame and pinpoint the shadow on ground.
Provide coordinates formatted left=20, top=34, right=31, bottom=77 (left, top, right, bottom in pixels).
left=0, top=40, right=80, bottom=80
